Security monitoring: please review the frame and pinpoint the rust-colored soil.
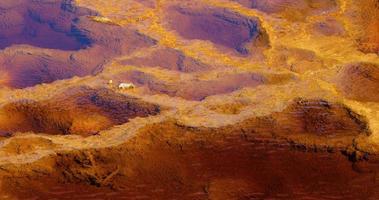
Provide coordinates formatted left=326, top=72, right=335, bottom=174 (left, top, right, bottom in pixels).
left=0, top=0, right=379, bottom=199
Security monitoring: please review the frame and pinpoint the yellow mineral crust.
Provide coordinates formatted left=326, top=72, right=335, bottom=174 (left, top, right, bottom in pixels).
left=0, top=0, right=378, bottom=199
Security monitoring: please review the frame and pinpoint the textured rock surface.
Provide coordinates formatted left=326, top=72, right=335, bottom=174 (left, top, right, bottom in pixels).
left=0, top=0, right=378, bottom=199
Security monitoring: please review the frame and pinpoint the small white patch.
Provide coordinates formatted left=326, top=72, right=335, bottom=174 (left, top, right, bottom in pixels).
left=118, top=83, right=136, bottom=89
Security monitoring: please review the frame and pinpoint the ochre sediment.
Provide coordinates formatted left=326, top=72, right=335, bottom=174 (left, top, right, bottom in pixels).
left=0, top=0, right=379, bottom=199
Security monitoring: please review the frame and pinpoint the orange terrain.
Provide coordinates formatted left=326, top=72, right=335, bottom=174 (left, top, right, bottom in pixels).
left=0, top=0, right=378, bottom=199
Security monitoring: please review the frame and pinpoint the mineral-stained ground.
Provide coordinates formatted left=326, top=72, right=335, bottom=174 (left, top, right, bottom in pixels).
left=0, top=0, right=378, bottom=199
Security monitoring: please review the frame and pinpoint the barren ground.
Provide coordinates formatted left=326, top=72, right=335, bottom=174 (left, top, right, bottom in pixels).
left=0, top=0, right=379, bottom=199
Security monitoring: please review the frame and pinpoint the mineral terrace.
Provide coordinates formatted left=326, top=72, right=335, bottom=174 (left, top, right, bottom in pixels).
left=0, top=0, right=378, bottom=199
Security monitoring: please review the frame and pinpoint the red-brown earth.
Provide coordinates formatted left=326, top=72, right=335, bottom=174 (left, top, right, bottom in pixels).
left=0, top=0, right=378, bottom=199
left=0, top=87, right=160, bottom=136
